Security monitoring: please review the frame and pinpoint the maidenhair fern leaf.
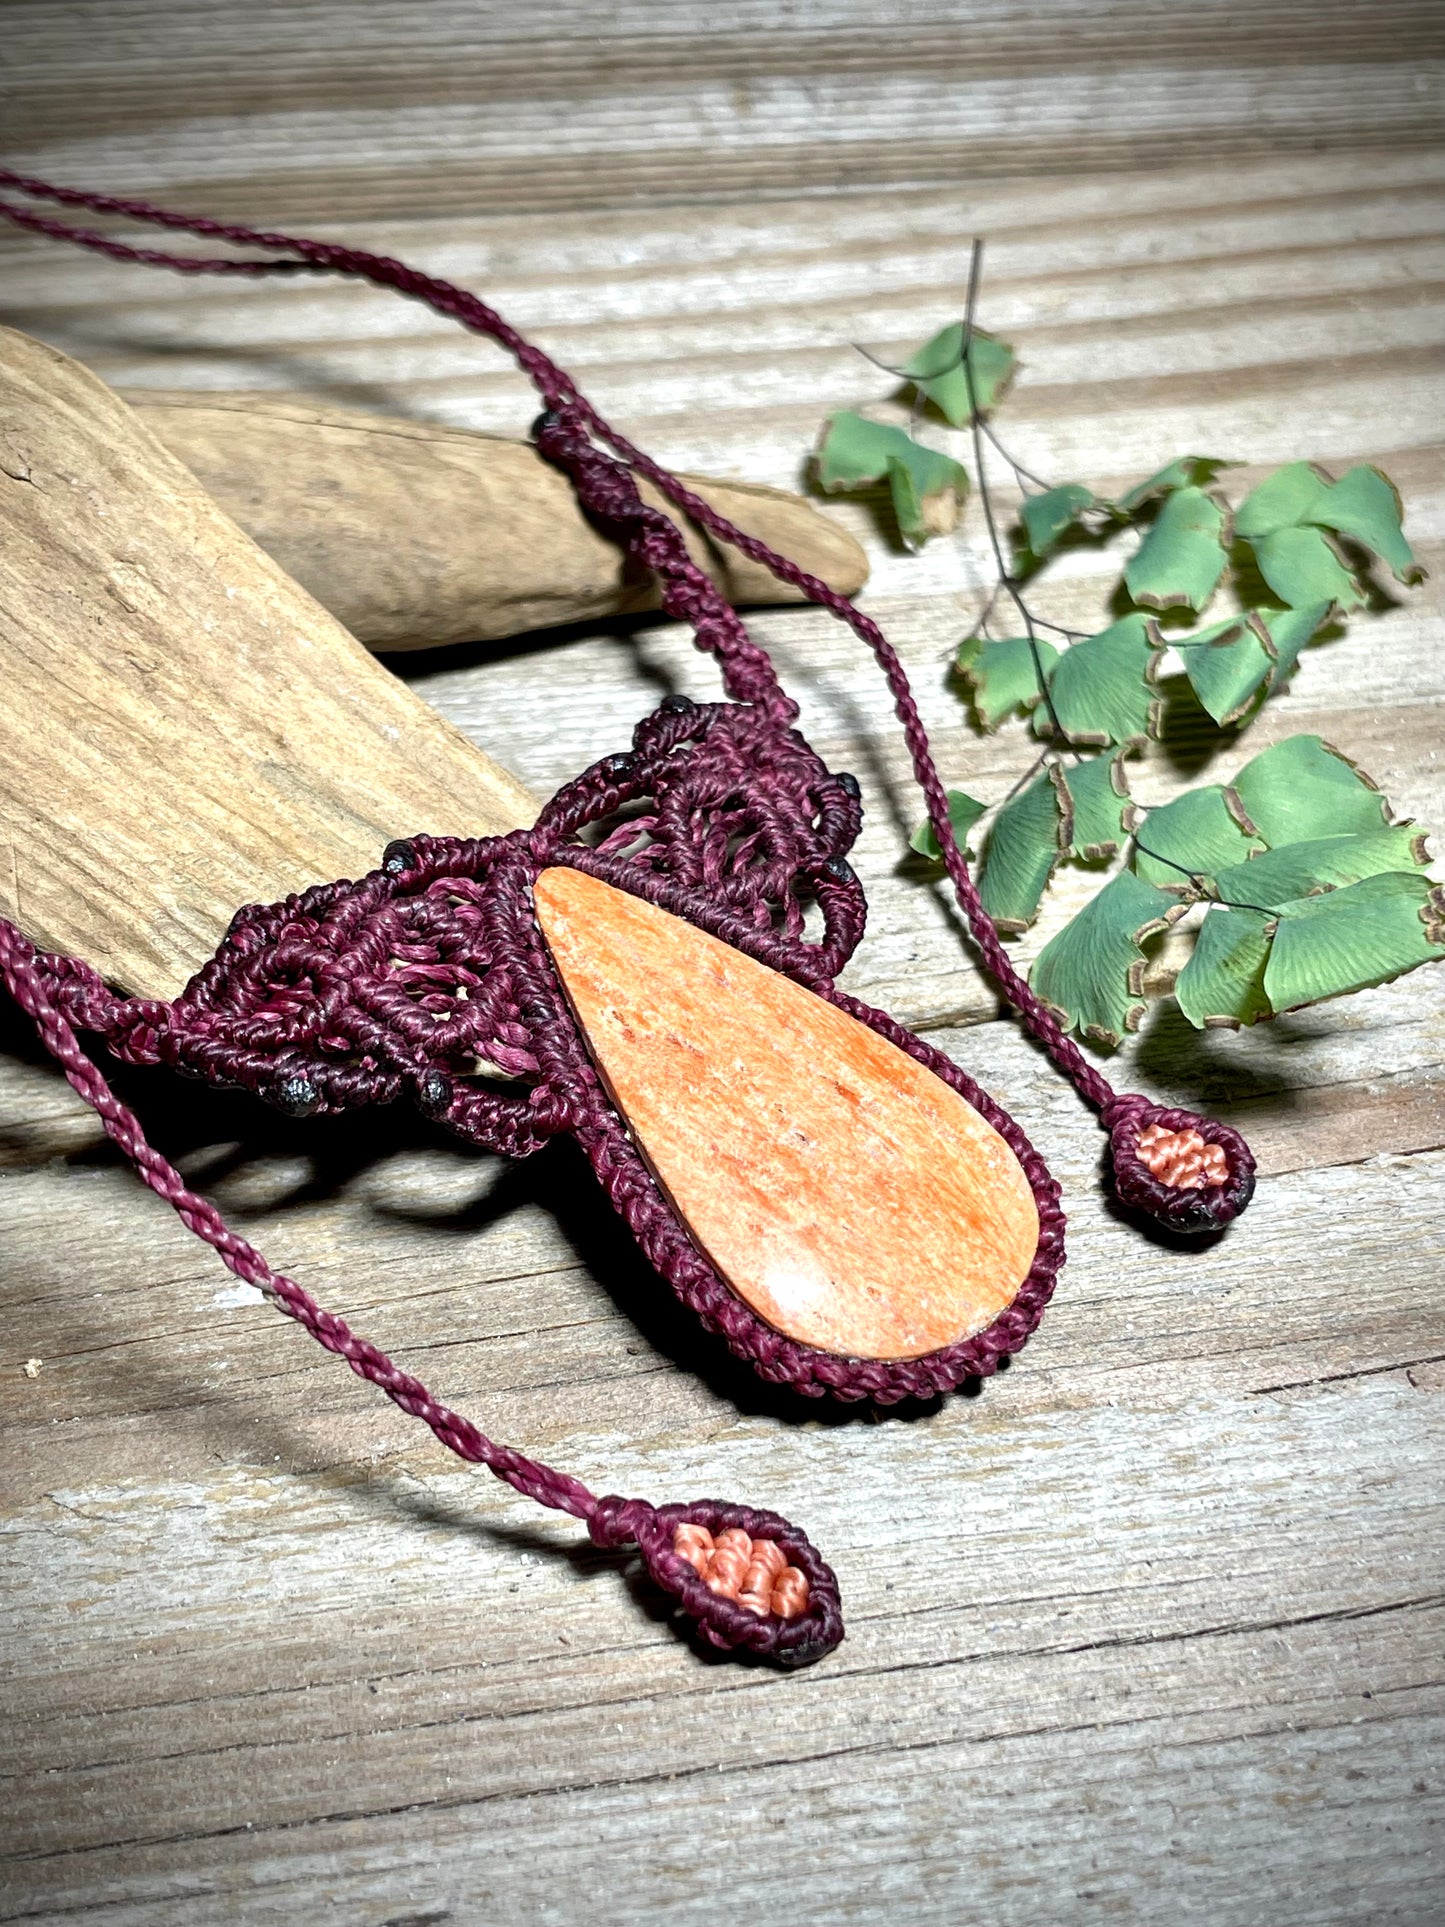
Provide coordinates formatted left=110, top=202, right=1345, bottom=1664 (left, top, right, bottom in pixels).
left=1251, top=602, right=1333, bottom=690
left=1062, top=753, right=1130, bottom=859
left=1113, top=455, right=1233, bottom=515
left=1263, top=872, right=1445, bottom=1013
left=1310, top=466, right=1421, bottom=583
left=1124, top=486, right=1229, bottom=612
left=1174, top=907, right=1274, bottom=1030
left=1165, top=613, right=1274, bottom=726
left=815, top=412, right=968, bottom=549
left=1030, top=870, right=1187, bottom=1046
left=1211, top=825, right=1430, bottom=909
left=1020, top=484, right=1096, bottom=557
left=1230, top=736, right=1388, bottom=846
left=1035, top=614, right=1161, bottom=748
left=1249, top=523, right=1365, bottom=612
left=900, top=323, right=1016, bottom=425
left=977, top=765, right=1070, bottom=933
left=1163, top=604, right=1334, bottom=725
left=1130, top=784, right=1263, bottom=889
left=909, top=788, right=988, bottom=861
left=956, top=634, right=1060, bottom=727
left=1233, top=462, right=1328, bottom=540
left=1235, top=462, right=1421, bottom=585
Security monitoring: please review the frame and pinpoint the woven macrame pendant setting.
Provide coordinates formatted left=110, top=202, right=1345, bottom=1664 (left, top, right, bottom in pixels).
left=535, top=866, right=1040, bottom=1362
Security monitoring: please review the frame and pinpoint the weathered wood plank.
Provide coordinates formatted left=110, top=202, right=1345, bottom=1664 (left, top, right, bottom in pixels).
left=2, top=1368, right=1442, bottom=1917
left=6, top=1708, right=1445, bottom=1926
left=2, top=0, right=1442, bottom=219
left=1, top=98, right=1443, bottom=1927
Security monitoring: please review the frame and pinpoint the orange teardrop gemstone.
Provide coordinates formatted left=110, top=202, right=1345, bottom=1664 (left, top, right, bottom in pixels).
left=534, top=866, right=1039, bottom=1362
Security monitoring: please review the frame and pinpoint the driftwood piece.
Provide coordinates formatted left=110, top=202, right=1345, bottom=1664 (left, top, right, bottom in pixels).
left=0, top=329, right=536, bottom=1000
left=126, top=391, right=870, bottom=650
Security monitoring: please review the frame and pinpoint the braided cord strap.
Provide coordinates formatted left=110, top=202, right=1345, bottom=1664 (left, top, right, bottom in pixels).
left=0, top=915, right=844, bottom=1667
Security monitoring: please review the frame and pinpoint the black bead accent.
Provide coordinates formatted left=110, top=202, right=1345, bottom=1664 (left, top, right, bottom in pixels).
left=835, top=772, right=862, bottom=800
left=381, top=839, right=417, bottom=875
left=276, top=1075, right=320, bottom=1118
left=822, top=856, right=857, bottom=884
left=599, top=752, right=635, bottom=779
left=418, top=1071, right=452, bottom=1113
left=660, top=693, right=697, bottom=713
left=530, top=408, right=564, bottom=440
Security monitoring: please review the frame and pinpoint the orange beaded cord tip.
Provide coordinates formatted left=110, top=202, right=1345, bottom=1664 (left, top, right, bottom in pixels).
left=673, top=1523, right=811, bottom=1619
left=1135, top=1123, right=1229, bottom=1190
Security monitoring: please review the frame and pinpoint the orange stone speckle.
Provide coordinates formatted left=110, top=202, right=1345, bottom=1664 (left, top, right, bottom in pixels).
left=535, top=866, right=1039, bottom=1361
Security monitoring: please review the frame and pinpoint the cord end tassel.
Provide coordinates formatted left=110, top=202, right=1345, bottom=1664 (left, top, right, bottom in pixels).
left=1103, top=1095, right=1256, bottom=1233
left=588, top=1495, right=845, bottom=1667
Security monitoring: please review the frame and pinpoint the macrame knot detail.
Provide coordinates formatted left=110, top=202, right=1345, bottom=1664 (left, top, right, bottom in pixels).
left=1103, top=1095, right=1256, bottom=1233
left=672, top=1522, right=810, bottom=1618
left=1135, top=1123, right=1229, bottom=1189
left=586, top=1493, right=660, bottom=1552
left=588, top=1495, right=844, bottom=1667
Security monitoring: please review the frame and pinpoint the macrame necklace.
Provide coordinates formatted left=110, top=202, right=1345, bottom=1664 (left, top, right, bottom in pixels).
left=0, top=173, right=1256, bottom=1669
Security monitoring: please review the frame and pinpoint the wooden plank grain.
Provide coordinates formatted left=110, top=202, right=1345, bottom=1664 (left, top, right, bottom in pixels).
left=2, top=112, right=1444, bottom=1927
left=2, top=1368, right=1442, bottom=1919
left=2, top=1, right=1442, bottom=219
left=5, top=1710, right=1444, bottom=1925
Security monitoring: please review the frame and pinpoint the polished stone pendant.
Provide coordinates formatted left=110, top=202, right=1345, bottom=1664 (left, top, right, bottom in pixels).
left=535, top=865, right=1039, bottom=1363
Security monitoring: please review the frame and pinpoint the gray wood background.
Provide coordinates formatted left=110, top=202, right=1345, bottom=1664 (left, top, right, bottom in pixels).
left=2, top=6, right=1443, bottom=1923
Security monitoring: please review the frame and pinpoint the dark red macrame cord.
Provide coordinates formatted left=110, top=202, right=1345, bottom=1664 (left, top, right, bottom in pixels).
left=0, top=173, right=1256, bottom=1667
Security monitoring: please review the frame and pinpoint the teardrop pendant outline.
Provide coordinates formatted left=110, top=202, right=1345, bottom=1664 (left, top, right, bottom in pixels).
left=537, top=864, right=1043, bottom=1365
left=530, top=854, right=1066, bottom=1403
